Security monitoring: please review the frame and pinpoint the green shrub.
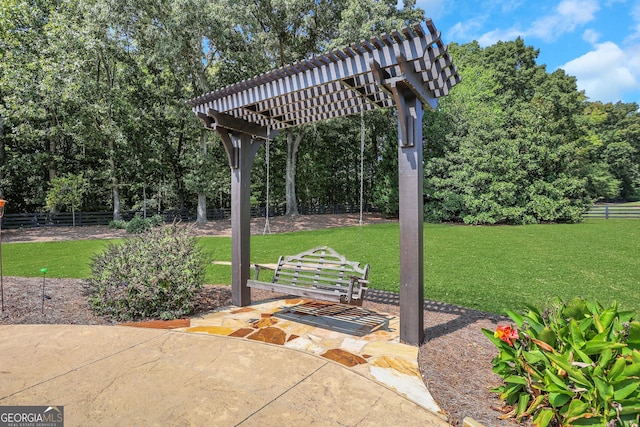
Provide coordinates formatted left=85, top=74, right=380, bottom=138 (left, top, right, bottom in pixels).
left=484, top=297, right=640, bottom=426
left=108, top=219, right=127, bottom=230
left=125, top=214, right=151, bottom=234
left=124, top=214, right=164, bottom=233
left=148, top=214, right=164, bottom=227
left=84, top=225, right=205, bottom=321
left=372, top=174, right=399, bottom=218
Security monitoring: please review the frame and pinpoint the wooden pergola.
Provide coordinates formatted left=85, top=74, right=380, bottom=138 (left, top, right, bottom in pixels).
left=187, top=19, right=460, bottom=345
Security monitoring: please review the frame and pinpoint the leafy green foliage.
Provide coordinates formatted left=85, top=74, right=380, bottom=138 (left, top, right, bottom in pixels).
left=108, top=219, right=127, bottom=230
left=581, top=102, right=640, bottom=201
left=45, top=172, right=88, bottom=226
left=484, top=298, right=640, bottom=426
left=329, top=0, right=424, bottom=48
left=3, top=0, right=640, bottom=222
left=85, top=226, right=205, bottom=321
left=1, top=0, right=95, bottom=211
left=372, top=171, right=399, bottom=218
left=124, top=214, right=164, bottom=234
left=424, top=40, right=592, bottom=225
left=124, top=215, right=151, bottom=234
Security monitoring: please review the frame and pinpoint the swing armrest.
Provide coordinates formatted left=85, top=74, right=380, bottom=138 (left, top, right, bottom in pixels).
left=253, top=263, right=277, bottom=280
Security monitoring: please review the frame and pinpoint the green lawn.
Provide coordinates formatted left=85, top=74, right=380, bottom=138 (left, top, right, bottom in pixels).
left=4, top=219, right=639, bottom=315
left=3, top=239, right=114, bottom=278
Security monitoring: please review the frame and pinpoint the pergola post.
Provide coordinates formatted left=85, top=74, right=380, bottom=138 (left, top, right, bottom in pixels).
left=218, top=129, right=264, bottom=307
left=395, top=90, right=425, bottom=345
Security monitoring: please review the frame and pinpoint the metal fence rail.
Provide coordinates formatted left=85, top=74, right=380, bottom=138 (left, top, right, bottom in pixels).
left=583, top=205, right=640, bottom=219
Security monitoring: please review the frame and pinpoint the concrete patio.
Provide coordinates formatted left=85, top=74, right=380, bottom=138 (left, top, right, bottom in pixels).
left=0, top=299, right=451, bottom=426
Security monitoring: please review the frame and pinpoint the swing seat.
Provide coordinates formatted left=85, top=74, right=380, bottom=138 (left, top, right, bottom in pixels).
left=247, top=246, right=369, bottom=306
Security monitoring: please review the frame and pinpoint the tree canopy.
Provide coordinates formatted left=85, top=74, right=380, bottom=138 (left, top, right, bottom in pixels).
left=1, top=0, right=638, bottom=224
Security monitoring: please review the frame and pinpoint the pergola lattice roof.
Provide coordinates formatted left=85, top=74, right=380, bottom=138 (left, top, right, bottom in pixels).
left=187, top=19, right=460, bottom=135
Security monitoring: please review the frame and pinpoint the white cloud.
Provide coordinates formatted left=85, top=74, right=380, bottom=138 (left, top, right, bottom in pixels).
left=561, top=41, right=640, bottom=102
left=498, top=0, right=525, bottom=13
left=557, top=0, right=600, bottom=26
left=533, top=0, right=598, bottom=40
left=583, top=29, right=601, bottom=44
left=477, top=27, right=526, bottom=46
left=448, top=17, right=490, bottom=42
left=475, top=0, right=599, bottom=45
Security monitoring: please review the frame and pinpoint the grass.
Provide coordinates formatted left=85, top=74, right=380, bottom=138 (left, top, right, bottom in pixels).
left=421, top=220, right=640, bottom=315
left=3, top=239, right=114, bottom=278
left=4, top=219, right=639, bottom=315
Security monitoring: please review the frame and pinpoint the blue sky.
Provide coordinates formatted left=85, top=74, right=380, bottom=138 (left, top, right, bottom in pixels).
left=416, top=0, right=640, bottom=104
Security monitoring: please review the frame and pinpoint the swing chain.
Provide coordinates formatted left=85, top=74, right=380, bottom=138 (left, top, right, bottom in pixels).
left=359, top=102, right=365, bottom=226
left=263, top=124, right=271, bottom=235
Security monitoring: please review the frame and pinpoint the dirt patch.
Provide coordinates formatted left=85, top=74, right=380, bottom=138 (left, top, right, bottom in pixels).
left=0, top=213, right=521, bottom=426
left=2, top=213, right=396, bottom=243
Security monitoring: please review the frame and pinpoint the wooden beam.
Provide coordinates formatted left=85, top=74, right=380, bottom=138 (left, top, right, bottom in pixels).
left=196, top=112, right=215, bottom=128
left=370, top=56, right=438, bottom=116
left=207, top=109, right=273, bottom=140
left=217, top=129, right=239, bottom=169
left=339, top=78, right=387, bottom=109
left=395, top=54, right=438, bottom=111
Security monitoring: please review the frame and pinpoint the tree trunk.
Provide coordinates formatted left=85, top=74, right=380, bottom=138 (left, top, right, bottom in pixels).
left=285, top=128, right=304, bottom=216
left=172, top=128, right=186, bottom=211
left=197, top=193, right=207, bottom=224
left=48, top=137, right=57, bottom=182
left=112, top=185, right=120, bottom=220
left=142, top=186, right=147, bottom=219
left=108, top=138, right=121, bottom=221
left=197, top=129, right=207, bottom=225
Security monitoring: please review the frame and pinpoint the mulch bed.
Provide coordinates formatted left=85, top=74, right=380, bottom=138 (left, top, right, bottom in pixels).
left=0, top=214, right=525, bottom=426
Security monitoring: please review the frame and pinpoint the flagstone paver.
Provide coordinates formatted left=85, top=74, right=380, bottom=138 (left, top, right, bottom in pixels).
left=176, top=298, right=445, bottom=418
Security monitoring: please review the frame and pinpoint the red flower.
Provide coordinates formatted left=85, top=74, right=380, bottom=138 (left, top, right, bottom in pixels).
left=494, top=325, right=519, bottom=346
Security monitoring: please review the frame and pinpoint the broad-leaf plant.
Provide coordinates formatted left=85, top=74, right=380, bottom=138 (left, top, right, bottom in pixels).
left=483, top=297, right=640, bottom=426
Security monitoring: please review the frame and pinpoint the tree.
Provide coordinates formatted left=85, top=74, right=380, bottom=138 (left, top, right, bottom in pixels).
left=424, top=40, right=591, bottom=224
left=7, top=0, right=635, bottom=223
left=329, top=0, right=424, bottom=48
left=329, top=0, right=423, bottom=217
left=236, top=0, right=343, bottom=215
left=45, top=173, right=88, bottom=226
left=580, top=102, right=640, bottom=200
left=0, top=0, right=88, bottom=211
left=82, top=0, right=238, bottom=222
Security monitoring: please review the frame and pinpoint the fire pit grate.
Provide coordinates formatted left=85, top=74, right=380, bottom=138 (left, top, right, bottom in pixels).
left=274, top=301, right=392, bottom=337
